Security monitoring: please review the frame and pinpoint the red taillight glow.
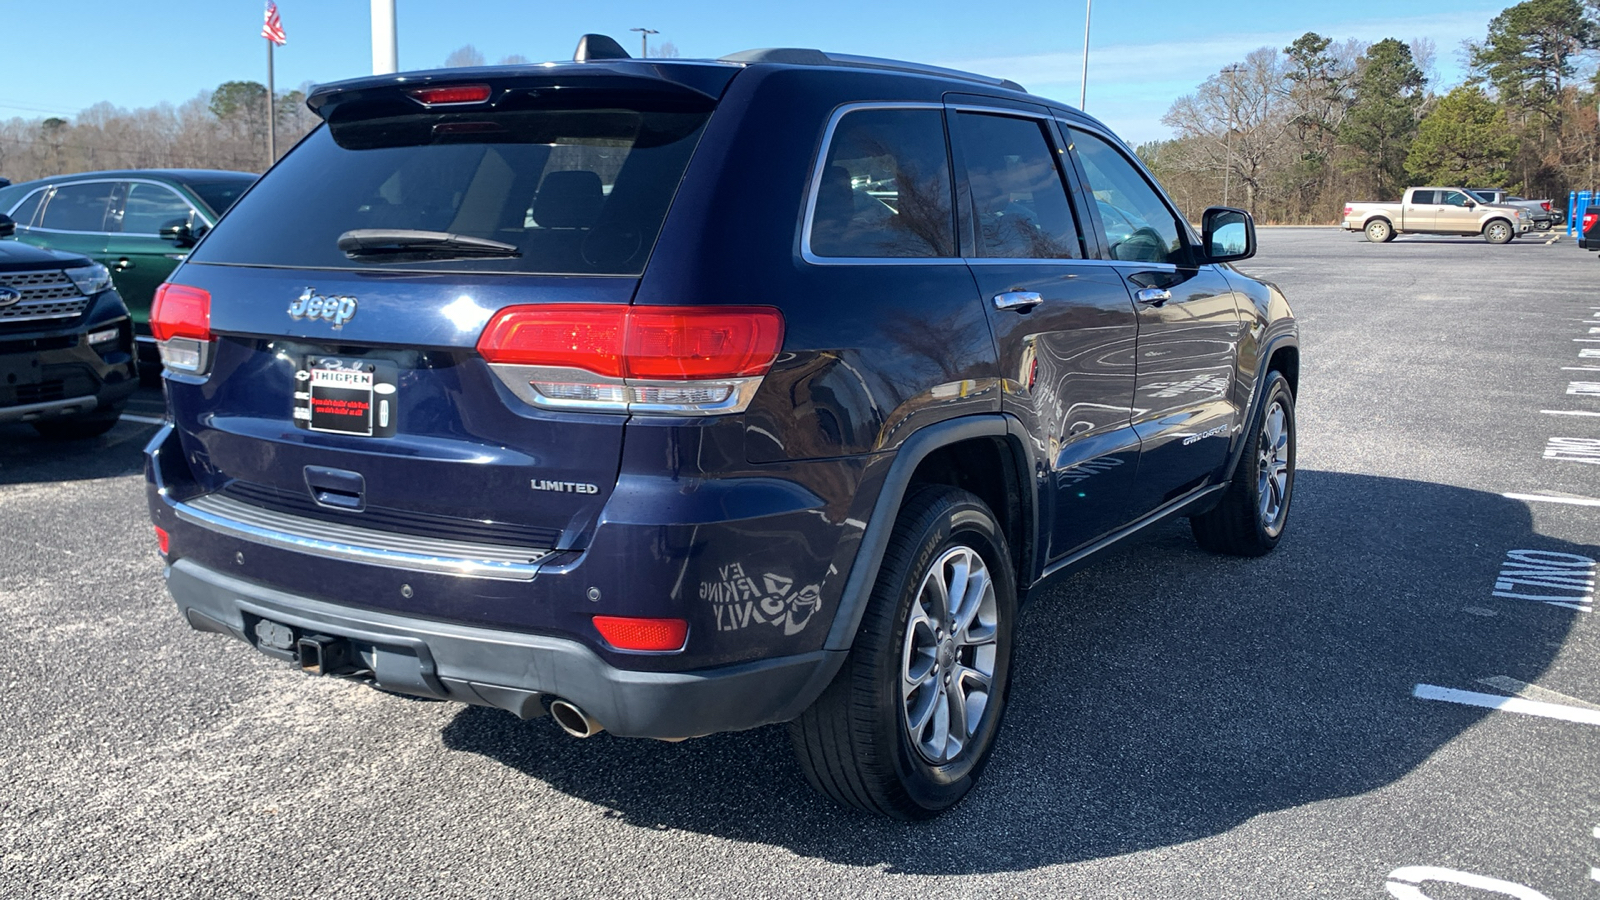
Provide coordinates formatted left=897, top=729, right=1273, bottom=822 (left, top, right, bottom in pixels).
left=154, top=526, right=169, bottom=555
left=1584, top=212, right=1597, bottom=233
left=1542, top=201, right=1553, bottom=212
left=1343, top=206, right=1353, bottom=216
left=150, top=283, right=211, bottom=341
left=592, top=616, right=688, bottom=652
left=409, top=84, right=492, bottom=105
left=477, top=305, right=784, bottom=380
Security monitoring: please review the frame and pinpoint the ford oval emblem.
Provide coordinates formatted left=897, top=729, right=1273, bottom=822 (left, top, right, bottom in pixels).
left=0, top=286, right=21, bottom=308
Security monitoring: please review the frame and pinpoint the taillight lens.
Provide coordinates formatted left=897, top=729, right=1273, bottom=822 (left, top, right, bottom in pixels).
left=151, top=283, right=213, bottom=374
left=408, top=84, right=491, bottom=105
left=477, top=305, right=784, bottom=414
left=1343, top=206, right=1353, bottom=216
left=1542, top=201, right=1552, bottom=212
left=154, top=526, right=169, bottom=556
left=150, top=283, right=211, bottom=341
left=1584, top=212, right=1597, bottom=233
left=592, top=616, right=688, bottom=652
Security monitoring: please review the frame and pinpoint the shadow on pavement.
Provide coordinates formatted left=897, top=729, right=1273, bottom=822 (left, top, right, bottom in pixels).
left=0, top=384, right=164, bottom=486
left=443, top=470, right=1589, bottom=874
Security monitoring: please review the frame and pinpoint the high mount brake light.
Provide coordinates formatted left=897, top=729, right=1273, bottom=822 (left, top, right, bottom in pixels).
left=593, top=616, right=688, bottom=652
left=408, top=84, right=492, bottom=106
left=150, top=283, right=211, bottom=342
left=477, top=305, right=785, bottom=415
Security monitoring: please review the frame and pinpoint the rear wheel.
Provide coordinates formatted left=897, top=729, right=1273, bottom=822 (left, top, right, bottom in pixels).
left=1483, top=219, right=1514, bottom=244
left=790, top=486, right=1016, bottom=819
left=1190, top=372, right=1295, bottom=556
left=1364, top=219, right=1394, bottom=243
left=32, top=406, right=122, bottom=440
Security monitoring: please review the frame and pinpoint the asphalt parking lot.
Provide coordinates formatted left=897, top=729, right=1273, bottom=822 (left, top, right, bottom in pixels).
left=3, top=226, right=1598, bottom=899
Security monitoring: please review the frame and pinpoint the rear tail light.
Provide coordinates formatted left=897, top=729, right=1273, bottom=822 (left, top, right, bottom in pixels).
left=154, top=526, right=169, bottom=556
left=1542, top=201, right=1552, bottom=212
left=150, top=283, right=213, bottom=374
left=1343, top=206, right=1353, bottom=216
left=478, top=304, right=784, bottom=415
left=1584, top=212, right=1597, bottom=233
left=592, top=616, right=688, bottom=652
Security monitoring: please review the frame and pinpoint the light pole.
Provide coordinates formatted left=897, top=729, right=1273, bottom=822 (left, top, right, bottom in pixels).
left=630, top=27, right=659, bottom=59
left=1221, top=63, right=1242, bottom=208
left=371, top=0, right=398, bottom=75
left=1079, top=0, right=1091, bottom=110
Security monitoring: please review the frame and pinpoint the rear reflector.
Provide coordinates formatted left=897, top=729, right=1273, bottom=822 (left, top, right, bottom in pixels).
left=154, top=526, right=169, bottom=555
left=409, top=84, right=492, bottom=106
left=593, top=616, right=688, bottom=652
left=477, top=305, right=784, bottom=380
left=150, top=283, right=212, bottom=342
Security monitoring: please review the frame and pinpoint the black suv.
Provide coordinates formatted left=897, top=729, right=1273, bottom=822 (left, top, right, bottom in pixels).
left=0, top=214, right=137, bottom=437
left=144, top=36, right=1299, bottom=818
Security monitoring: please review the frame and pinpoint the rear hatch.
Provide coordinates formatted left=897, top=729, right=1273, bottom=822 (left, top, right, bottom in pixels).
left=165, top=65, right=732, bottom=552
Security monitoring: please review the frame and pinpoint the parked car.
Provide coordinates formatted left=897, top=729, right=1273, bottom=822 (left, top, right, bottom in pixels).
left=0, top=212, right=138, bottom=437
left=143, top=35, right=1299, bottom=819
left=1343, top=187, right=1531, bottom=243
left=1578, top=206, right=1600, bottom=251
left=0, top=169, right=256, bottom=355
left=1466, top=188, right=1556, bottom=230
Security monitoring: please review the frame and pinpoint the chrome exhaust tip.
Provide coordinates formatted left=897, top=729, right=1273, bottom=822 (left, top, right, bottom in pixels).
left=548, top=699, right=604, bottom=738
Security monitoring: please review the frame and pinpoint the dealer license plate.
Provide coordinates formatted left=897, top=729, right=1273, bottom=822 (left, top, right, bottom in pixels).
left=293, top=357, right=398, bottom=437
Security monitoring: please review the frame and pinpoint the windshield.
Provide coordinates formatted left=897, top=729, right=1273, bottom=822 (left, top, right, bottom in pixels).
left=186, top=177, right=256, bottom=218
left=190, top=101, right=711, bottom=276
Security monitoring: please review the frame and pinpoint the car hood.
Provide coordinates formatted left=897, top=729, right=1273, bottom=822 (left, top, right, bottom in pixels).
left=0, top=239, right=93, bottom=271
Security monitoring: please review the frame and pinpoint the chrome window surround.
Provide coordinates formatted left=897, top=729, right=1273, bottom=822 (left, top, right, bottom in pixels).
left=174, top=493, right=551, bottom=582
left=486, top=363, right=766, bottom=416
left=9, top=177, right=209, bottom=236
left=799, top=102, right=1096, bottom=268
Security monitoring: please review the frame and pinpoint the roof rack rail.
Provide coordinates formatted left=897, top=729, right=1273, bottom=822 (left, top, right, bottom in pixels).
left=717, top=48, right=1025, bottom=93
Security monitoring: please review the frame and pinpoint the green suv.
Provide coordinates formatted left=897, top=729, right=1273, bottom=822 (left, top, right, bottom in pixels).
left=0, top=170, right=255, bottom=351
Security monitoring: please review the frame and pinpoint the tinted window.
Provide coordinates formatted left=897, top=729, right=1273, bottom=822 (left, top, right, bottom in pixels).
left=186, top=178, right=253, bottom=218
left=1411, top=190, right=1438, bottom=205
left=1070, top=128, right=1184, bottom=265
left=1441, top=191, right=1470, bottom=207
left=121, top=183, right=196, bottom=234
left=952, top=112, right=1081, bottom=259
left=192, top=103, right=710, bottom=275
left=39, top=182, right=116, bottom=232
left=808, top=108, right=955, bottom=259
left=8, top=189, right=45, bottom=227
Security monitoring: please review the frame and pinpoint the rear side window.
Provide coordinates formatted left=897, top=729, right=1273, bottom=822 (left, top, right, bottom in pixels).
left=7, top=189, right=45, bottom=227
left=1070, top=128, right=1185, bottom=265
left=1411, top=190, right=1438, bottom=205
left=951, top=111, right=1082, bottom=259
left=807, top=108, right=955, bottom=259
left=186, top=179, right=252, bottom=218
left=191, top=102, right=711, bottom=275
left=39, top=182, right=116, bottom=232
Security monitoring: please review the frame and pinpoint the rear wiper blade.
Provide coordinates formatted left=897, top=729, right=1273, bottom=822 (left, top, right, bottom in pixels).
left=337, top=229, right=521, bottom=260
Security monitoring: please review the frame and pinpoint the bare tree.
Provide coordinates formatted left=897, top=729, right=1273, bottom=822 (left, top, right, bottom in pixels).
left=444, top=45, right=486, bottom=68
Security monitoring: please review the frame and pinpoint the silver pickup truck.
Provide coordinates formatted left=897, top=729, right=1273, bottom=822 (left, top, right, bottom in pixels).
left=1343, top=187, right=1532, bottom=244
left=1467, top=189, right=1557, bottom=230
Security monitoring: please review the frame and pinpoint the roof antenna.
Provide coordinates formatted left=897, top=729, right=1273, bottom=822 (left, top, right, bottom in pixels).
left=574, top=34, right=631, bottom=62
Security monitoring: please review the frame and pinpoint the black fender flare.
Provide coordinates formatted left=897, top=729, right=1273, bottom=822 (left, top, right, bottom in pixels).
left=1219, top=333, right=1299, bottom=487
left=821, top=413, right=1038, bottom=654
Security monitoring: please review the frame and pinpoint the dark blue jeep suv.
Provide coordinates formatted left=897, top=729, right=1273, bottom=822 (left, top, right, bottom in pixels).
left=145, top=35, right=1299, bottom=818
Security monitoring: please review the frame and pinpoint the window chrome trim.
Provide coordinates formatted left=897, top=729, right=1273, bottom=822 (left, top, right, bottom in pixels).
left=799, top=101, right=964, bottom=267
left=120, top=181, right=204, bottom=236
left=173, top=493, right=550, bottom=582
left=19, top=177, right=210, bottom=236
left=2, top=186, right=48, bottom=222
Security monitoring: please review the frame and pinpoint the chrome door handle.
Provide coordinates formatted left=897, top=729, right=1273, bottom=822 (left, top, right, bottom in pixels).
left=114, top=258, right=135, bottom=271
left=993, top=291, right=1042, bottom=311
left=1135, top=288, right=1171, bottom=304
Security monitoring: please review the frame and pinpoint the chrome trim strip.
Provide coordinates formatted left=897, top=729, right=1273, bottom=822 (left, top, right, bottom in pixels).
left=0, top=395, right=100, bottom=422
left=487, top=363, right=765, bottom=416
left=174, top=493, right=550, bottom=582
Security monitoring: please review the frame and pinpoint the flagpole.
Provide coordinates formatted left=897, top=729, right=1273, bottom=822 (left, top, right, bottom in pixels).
left=267, top=38, right=276, bottom=167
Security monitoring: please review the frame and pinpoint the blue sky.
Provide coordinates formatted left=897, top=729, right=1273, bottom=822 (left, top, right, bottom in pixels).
left=4, top=0, right=1511, bottom=145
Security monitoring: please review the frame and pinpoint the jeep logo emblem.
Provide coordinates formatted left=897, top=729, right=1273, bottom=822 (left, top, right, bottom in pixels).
left=288, top=288, right=358, bottom=328
left=0, top=286, right=20, bottom=308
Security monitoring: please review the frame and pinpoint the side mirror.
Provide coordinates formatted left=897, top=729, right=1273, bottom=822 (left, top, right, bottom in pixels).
left=1465, top=200, right=1477, bottom=209
left=158, top=218, right=197, bottom=248
left=0, top=213, right=13, bottom=239
left=1201, top=206, right=1254, bottom=263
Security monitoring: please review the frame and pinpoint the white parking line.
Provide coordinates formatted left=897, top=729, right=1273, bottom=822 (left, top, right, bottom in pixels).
left=120, top=414, right=166, bottom=426
left=1542, top=409, right=1600, bottom=415
left=1560, top=367, right=1600, bottom=372
left=1413, top=684, right=1600, bottom=726
left=1504, top=491, right=1600, bottom=507
left=1567, top=383, right=1600, bottom=395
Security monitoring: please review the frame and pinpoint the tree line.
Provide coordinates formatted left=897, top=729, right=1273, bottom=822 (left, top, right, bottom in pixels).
left=1140, top=0, right=1600, bottom=223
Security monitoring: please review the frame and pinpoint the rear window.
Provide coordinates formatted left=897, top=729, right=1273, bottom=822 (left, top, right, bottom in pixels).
left=191, top=102, right=711, bottom=275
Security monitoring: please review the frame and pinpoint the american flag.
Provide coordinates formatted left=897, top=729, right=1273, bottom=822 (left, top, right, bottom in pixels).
left=261, top=3, right=287, bottom=46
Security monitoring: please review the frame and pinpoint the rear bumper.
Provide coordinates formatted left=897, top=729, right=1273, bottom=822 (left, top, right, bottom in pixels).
left=166, top=557, right=843, bottom=739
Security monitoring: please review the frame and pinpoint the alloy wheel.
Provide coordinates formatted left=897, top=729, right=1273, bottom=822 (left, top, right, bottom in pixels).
left=1256, top=398, right=1291, bottom=536
left=900, top=545, right=999, bottom=765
